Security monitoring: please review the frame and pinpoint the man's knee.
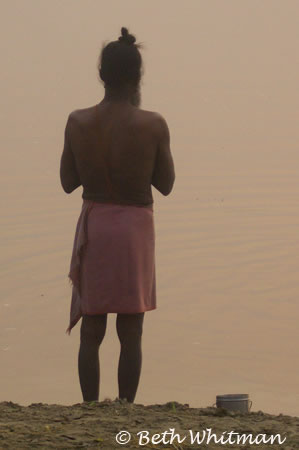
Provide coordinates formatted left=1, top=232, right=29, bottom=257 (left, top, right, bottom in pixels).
left=80, top=314, right=107, bottom=346
left=116, top=313, right=144, bottom=344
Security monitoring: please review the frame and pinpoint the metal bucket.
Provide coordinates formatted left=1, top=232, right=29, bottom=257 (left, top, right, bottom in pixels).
left=214, top=394, right=252, bottom=413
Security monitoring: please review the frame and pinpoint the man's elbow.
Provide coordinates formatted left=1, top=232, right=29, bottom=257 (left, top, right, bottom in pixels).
left=63, top=185, right=73, bottom=194
left=161, top=184, right=174, bottom=196
left=159, top=175, right=175, bottom=196
left=61, top=181, right=73, bottom=194
left=60, top=178, right=80, bottom=194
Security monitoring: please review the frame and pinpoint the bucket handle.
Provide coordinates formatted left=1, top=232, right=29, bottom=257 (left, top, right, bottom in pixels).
left=212, top=400, right=253, bottom=411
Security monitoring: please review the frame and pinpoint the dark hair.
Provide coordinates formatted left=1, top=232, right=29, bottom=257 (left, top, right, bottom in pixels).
left=97, top=27, right=144, bottom=89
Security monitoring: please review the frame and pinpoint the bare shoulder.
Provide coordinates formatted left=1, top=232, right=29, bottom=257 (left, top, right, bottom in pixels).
left=137, top=108, right=165, bottom=122
left=149, top=111, right=170, bottom=141
left=68, top=106, right=95, bottom=124
left=136, top=108, right=169, bottom=135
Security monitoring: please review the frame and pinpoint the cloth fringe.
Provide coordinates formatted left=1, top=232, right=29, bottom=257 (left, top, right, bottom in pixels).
left=65, top=200, right=94, bottom=335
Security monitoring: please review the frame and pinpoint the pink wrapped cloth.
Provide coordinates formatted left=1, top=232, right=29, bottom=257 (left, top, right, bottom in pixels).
left=66, top=199, right=156, bottom=335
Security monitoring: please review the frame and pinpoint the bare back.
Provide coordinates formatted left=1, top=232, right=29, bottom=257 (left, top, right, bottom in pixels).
left=61, top=101, right=175, bottom=206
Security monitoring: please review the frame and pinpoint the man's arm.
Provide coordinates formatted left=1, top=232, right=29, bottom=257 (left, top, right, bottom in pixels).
left=60, top=113, right=81, bottom=194
left=151, top=113, right=175, bottom=195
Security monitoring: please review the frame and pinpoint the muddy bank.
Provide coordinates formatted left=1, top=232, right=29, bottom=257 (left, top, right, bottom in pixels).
left=0, top=399, right=298, bottom=449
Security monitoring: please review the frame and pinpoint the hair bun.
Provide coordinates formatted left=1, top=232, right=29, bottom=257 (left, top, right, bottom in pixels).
left=118, top=27, right=136, bottom=45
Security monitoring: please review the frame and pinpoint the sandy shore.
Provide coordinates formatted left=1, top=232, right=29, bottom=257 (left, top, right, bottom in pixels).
left=0, top=399, right=298, bottom=449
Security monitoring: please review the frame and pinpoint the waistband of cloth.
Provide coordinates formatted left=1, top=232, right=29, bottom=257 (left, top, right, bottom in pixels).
left=82, top=199, right=153, bottom=212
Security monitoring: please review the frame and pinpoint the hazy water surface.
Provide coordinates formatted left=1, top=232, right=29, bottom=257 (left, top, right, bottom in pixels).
left=1, top=1, right=299, bottom=416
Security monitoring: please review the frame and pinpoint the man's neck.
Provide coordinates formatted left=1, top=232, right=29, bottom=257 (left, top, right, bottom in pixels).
left=102, top=84, right=141, bottom=108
